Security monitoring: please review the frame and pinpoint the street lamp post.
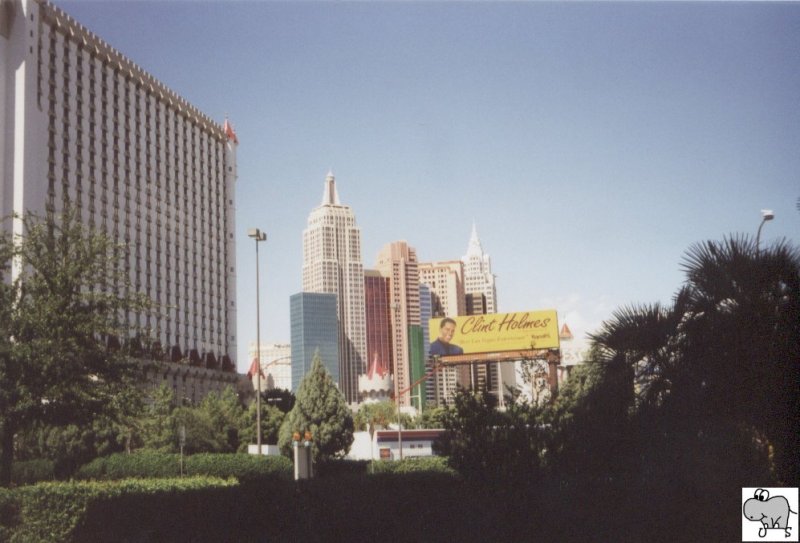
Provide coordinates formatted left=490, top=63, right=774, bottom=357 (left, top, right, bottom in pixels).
left=396, top=399, right=403, bottom=461
left=248, top=228, right=267, bottom=455
left=756, top=209, right=774, bottom=256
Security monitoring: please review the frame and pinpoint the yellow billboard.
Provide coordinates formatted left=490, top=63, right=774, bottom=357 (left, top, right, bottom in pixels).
left=428, top=310, right=559, bottom=358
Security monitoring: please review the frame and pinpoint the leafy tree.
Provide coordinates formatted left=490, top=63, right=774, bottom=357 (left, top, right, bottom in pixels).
left=198, top=387, right=244, bottom=453
left=278, top=352, right=354, bottom=462
left=140, top=384, right=176, bottom=452
left=353, top=401, right=396, bottom=432
left=415, top=406, right=452, bottom=429
left=542, top=356, right=637, bottom=479
left=15, top=385, right=144, bottom=477
left=262, top=388, right=295, bottom=414
left=137, top=385, right=249, bottom=455
left=0, top=230, right=16, bottom=484
left=238, top=403, right=284, bottom=451
left=0, top=212, right=150, bottom=486
left=434, top=390, right=545, bottom=483
left=170, top=407, right=223, bottom=454
left=18, top=420, right=116, bottom=478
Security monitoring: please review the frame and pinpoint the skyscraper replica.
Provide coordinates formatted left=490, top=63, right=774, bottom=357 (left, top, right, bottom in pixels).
left=360, top=270, right=393, bottom=403
left=301, top=172, right=366, bottom=404
left=1, top=0, right=240, bottom=403
left=418, top=282, right=439, bottom=406
left=418, top=260, right=465, bottom=406
left=462, top=223, right=497, bottom=314
left=290, top=292, right=340, bottom=393
left=461, top=223, right=515, bottom=402
left=375, top=241, right=425, bottom=410
left=418, top=261, right=466, bottom=318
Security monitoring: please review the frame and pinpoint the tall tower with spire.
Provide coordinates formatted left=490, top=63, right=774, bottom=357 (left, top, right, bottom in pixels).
left=461, top=223, right=497, bottom=314
left=302, top=172, right=367, bottom=404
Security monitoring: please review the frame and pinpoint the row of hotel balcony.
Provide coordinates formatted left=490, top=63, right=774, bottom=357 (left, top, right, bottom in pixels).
left=107, top=336, right=236, bottom=373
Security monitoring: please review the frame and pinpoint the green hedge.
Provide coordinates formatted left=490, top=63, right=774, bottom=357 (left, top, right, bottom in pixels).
left=76, top=450, right=177, bottom=480
left=76, top=451, right=292, bottom=482
left=0, top=488, right=19, bottom=543
left=2, top=471, right=739, bottom=541
left=369, top=456, right=457, bottom=476
left=314, top=459, right=370, bottom=477
left=8, top=477, right=236, bottom=543
left=185, top=453, right=292, bottom=483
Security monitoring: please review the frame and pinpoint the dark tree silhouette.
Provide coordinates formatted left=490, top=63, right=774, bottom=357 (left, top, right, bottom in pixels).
left=591, top=235, right=799, bottom=483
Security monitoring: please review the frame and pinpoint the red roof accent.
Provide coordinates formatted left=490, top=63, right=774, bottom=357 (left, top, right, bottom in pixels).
left=223, top=118, right=239, bottom=144
left=559, top=323, right=573, bottom=340
left=246, top=358, right=264, bottom=379
left=367, top=351, right=389, bottom=379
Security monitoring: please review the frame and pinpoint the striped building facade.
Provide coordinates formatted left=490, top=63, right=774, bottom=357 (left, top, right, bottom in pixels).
left=1, top=0, right=241, bottom=401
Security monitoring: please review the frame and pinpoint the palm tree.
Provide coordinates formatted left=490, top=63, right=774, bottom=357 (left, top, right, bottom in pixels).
left=590, top=235, right=799, bottom=483
left=679, top=236, right=799, bottom=482
left=590, top=296, right=687, bottom=411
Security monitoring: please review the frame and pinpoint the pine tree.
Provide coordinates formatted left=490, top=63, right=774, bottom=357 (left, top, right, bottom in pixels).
left=278, top=351, right=354, bottom=462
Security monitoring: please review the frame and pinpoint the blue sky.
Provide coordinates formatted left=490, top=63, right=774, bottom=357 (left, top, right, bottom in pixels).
left=58, top=1, right=800, bottom=373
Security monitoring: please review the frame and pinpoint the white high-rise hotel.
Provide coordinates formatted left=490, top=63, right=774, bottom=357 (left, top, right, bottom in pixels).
left=1, top=1, right=238, bottom=382
left=302, top=172, right=366, bottom=404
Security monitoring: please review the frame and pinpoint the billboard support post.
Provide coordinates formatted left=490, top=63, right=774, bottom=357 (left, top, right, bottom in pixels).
left=547, top=350, right=560, bottom=397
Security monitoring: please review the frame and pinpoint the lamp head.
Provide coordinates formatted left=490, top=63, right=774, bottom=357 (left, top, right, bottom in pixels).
left=248, top=228, right=267, bottom=241
left=761, top=210, right=774, bottom=221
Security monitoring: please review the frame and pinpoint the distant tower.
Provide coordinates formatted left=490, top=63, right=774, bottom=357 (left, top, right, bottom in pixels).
left=290, top=292, right=340, bottom=393
left=362, top=270, right=392, bottom=401
left=248, top=342, right=291, bottom=392
left=301, top=172, right=366, bottom=404
left=375, top=241, right=425, bottom=410
left=461, top=223, right=497, bottom=314
left=418, top=282, right=450, bottom=407
left=359, top=285, right=394, bottom=407
left=461, top=223, right=514, bottom=403
left=418, top=261, right=466, bottom=318
left=418, top=260, right=466, bottom=406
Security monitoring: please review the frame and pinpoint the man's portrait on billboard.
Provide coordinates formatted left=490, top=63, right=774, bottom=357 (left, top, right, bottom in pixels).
left=429, top=317, right=464, bottom=357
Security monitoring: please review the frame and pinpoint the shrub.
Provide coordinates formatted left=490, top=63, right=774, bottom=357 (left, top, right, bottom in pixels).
left=435, top=391, right=546, bottom=483
left=10, top=477, right=236, bottom=542
left=76, top=450, right=180, bottom=480
left=10, top=459, right=55, bottom=486
left=369, top=456, right=456, bottom=476
left=0, top=488, right=20, bottom=543
left=314, top=459, right=370, bottom=478
left=76, top=451, right=292, bottom=482
left=185, top=453, right=292, bottom=483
